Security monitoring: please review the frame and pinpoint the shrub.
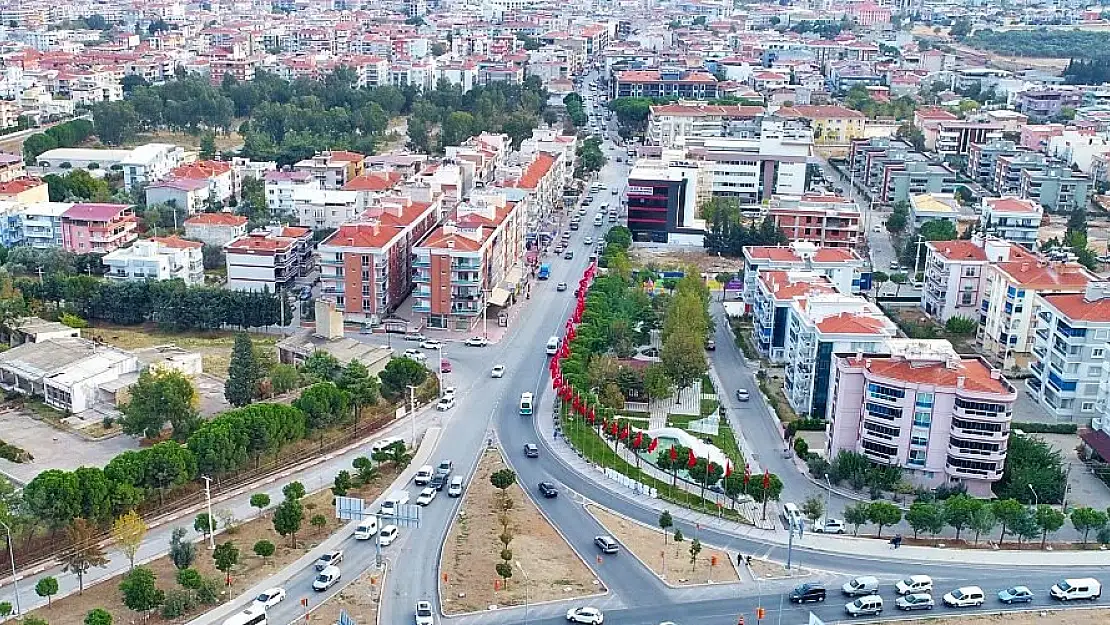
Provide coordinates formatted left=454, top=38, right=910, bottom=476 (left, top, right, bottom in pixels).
left=1011, top=422, right=1077, bottom=435
left=806, top=454, right=830, bottom=478
left=176, top=568, right=203, bottom=590
left=195, top=577, right=221, bottom=604
left=792, top=437, right=809, bottom=458
left=161, top=589, right=196, bottom=619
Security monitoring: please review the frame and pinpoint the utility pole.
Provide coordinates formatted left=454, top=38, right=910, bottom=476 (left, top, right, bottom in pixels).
left=201, top=476, right=216, bottom=550
left=407, top=384, right=417, bottom=445
left=515, top=561, right=530, bottom=625
left=0, top=520, right=20, bottom=617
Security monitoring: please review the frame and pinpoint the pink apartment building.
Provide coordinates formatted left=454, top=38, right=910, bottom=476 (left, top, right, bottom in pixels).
left=826, top=340, right=1016, bottom=497
left=61, top=203, right=138, bottom=254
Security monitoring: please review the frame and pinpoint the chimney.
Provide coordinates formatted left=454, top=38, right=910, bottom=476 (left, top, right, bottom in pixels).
left=313, top=299, right=344, bottom=341
left=446, top=240, right=455, bottom=249
left=990, top=368, right=1001, bottom=380
left=1021, top=262, right=1029, bottom=272
left=956, top=375, right=966, bottom=389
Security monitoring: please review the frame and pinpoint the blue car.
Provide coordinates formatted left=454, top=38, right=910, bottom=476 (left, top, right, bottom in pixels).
left=998, top=586, right=1034, bottom=604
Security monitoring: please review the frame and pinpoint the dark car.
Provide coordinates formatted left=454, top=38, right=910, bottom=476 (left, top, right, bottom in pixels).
left=705, top=339, right=716, bottom=351
left=789, top=583, right=827, bottom=604
left=430, top=473, right=447, bottom=491
left=564, top=250, right=574, bottom=260
left=538, top=482, right=558, bottom=498
left=524, top=443, right=539, bottom=458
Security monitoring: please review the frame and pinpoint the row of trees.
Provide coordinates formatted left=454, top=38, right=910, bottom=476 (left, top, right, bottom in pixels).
left=22, top=118, right=96, bottom=165
left=966, top=28, right=1110, bottom=60
left=563, top=92, right=587, bottom=127
left=702, top=197, right=789, bottom=257
left=575, top=136, right=606, bottom=178
left=405, top=76, right=550, bottom=154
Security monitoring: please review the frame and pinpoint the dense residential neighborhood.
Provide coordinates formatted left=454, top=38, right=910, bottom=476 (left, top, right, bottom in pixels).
left=1, top=1, right=1110, bottom=625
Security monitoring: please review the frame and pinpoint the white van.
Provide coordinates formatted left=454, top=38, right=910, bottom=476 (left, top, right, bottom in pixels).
left=546, top=336, right=560, bottom=356
left=380, top=490, right=410, bottom=516
left=593, top=214, right=604, bottom=227
left=520, top=392, right=534, bottom=416
left=1050, top=578, right=1102, bottom=601
left=896, top=575, right=933, bottom=595
left=353, top=516, right=378, bottom=540
left=223, top=607, right=267, bottom=625
left=844, top=594, right=883, bottom=616
left=414, top=465, right=434, bottom=485
left=447, top=475, right=465, bottom=497
left=782, top=502, right=803, bottom=528
left=312, top=566, right=341, bottom=591
left=842, top=576, right=879, bottom=597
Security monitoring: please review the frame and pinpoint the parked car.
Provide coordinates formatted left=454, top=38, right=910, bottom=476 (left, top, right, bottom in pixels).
left=403, top=333, right=426, bottom=342
left=895, top=593, right=934, bottom=611
left=402, top=349, right=427, bottom=363
left=594, top=535, right=618, bottom=554
left=564, top=250, right=574, bottom=260
left=538, top=482, right=559, bottom=498
left=943, top=586, right=985, bottom=608
left=813, top=518, right=846, bottom=534
left=436, top=396, right=455, bottom=411
left=998, top=586, right=1034, bottom=604
left=789, top=583, right=826, bottom=603
left=465, top=336, right=488, bottom=347
left=314, top=550, right=343, bottom=571
left=524, top=443, right=539, bottom=458
left=440, top=359, right=452, bottom=373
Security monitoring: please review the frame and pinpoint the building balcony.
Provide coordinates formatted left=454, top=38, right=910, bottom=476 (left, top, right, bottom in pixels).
left=320, top=257, right=343, bottom=266
left=945, top=458, right=1003, bottom=480
left=413, top=273, right=431, bottom=283
left=413, top=287, right=431, bottom=298
left=862, top=446, right=896, bottom=464
left=947, top=442, right=1007, bottom=462
left=949, top=422, right=1009, bottom=441
left=412, top=301, right=431, bottom=313
left=953, top=403, right=1012, bottom=422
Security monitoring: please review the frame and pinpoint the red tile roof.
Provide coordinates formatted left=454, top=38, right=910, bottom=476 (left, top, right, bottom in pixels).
left=63, top=203, right=132, bottom=222
left=343, top=171, right=402, bottom=192
left=1040, top=293, right=1110, bottom=323
left=847, top=355, right=1012, bottom=395
left=185, top=213, right=248, bottom=227
left=226, top=235, right=297, bottom=253
left=151, top=235, right=203, bottom=249
left=984, top=196, right=1040, bottom=214
left=995, top=260, right=1092, bottom=290
left=928, top=240, right=988, bottom=262
left=0, top=177, right=46, bottom=195
left=759, top=270, right=836, bottom=300
left=171, top=160, right=232, bottom=179
left=328, top=150, right=365, bottom=164
left=816, top=312, right=889, bottom=335
left=780, top=105, right=865, bottom=120
left=517, top=153, right=557, bottom=189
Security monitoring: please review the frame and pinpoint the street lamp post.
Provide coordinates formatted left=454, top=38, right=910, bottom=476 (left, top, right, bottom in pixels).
left=1028, top=483, right=1039, bottom=508
left=201, top=475, right=216, bottom=550
left=823, top=473, right=833, bottom=524
left=0, top=520, right=20, bottom=616
left=407, top=384, right=418, bottom=445
left=515, top=561, right=530, bottom=625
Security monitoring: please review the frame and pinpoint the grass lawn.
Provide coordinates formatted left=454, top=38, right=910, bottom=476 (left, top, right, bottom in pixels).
left=85, top=324, right=278, bottom=379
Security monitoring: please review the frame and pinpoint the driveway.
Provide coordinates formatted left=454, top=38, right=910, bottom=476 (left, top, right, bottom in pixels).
left=1038, top=433, right=1110, bottom=512
left=0, top=406, right=139, bottom=485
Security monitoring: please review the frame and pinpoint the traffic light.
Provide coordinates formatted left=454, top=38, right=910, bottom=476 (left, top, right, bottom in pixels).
left=756, top=607, right=766, bottom=620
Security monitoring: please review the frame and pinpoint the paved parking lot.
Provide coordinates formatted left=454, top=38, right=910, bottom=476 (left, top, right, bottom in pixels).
left=0, top=406, right=139, bottom=485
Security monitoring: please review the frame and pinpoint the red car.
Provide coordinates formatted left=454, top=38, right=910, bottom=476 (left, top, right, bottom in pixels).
left=440, top=359, right=452, bottom=373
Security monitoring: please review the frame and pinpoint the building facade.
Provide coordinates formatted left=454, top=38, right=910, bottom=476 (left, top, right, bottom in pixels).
left=225, top=226, right=314, bottom=292
left=103, top=236, right=204, bottom=286
left=60, top=203, right=138, bottom=254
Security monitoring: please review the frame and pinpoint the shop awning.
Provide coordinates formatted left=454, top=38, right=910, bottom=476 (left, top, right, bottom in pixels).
left=488, top=287, right=512, bottom=307
left=505, top=267, right=525, bottom=288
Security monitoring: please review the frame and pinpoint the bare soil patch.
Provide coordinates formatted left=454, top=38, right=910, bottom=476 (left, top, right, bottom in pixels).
left=440, top=450, right=600, bottom=614
left=85, top=323, right=278, bottom=378
left=25, top=466, right=398, bottom=624
left=910, top=610, right=1110, bottom=625
left=586, top=504, right=739, bottom=586
left=746, top=557, right=809, bottom=580
left=310, top=566, right=383, bottom=625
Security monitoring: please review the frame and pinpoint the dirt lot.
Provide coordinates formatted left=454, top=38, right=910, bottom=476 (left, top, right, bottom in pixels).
left=440, top=450, right=600, bottom=614
left=629, top=247, right=735, bottom=276
left=746, top=557, right=808, bottom=580
left=112, top=128, right=245, bottom=152
left=25, top=466, right=398, bottom=624
left=586, top=505, right=739, bottom=586
left=310, top=566, right=383, bottom=625
left=912, top=610, right=1110, bottom=625
left=85, top=324, right=278, bottom=379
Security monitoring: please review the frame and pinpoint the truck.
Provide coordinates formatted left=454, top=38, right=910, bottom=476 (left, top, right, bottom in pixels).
left=537, top=264, right=551, bottom=280
left=379, top=490, right=410, bottom=517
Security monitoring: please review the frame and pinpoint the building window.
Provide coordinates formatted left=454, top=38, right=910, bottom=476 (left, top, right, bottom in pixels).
left=1082, top=402, right=1095, bottom=412
left=913, top=411, right=932, bottom=428
left=916, top=392, right=934, bottom=408
left=1094, top=348, right=1105, bottom=359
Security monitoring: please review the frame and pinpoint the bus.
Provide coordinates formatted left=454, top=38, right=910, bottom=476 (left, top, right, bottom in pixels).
left=520, top=392, right=534, bottom=416
left=537, top=264, right=551, bottom=280
left=223, top=607, right=267, bottom=625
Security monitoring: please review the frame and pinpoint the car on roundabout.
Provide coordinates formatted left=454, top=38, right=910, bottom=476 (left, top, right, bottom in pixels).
left=566, top=607, right=604, bottom=624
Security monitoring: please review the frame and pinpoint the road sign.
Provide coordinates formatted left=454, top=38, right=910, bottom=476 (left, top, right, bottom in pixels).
left=808, top=612, right=825, bottom=625
left=338, top=610, right=358, bottom=625
left=335, top=496, right=365, bottom=521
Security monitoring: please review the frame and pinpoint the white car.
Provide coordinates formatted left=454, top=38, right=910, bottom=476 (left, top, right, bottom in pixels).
left=416, top=487, right=436, bottom=506
left=420, top=339, right=444, bottom=349
left=813, top=518, right=846, bottom=534
left=442, top=386, right=457, bottom=401
left=566, top=607, right=604, bottom=624
left=314, top=549, right=344, bottom=571
left=371, top=436, right=402, bottom=453
left=253, top=587, right=286, bottom=609
left=436, top=396, right=455, bottom=411
left=379, top=524, right=399, bottom=546
left=312, top=566, right=341, bottom=591
left=415, top=601, right=435, bottom=625
left=402, top=349, right=427, bottom=363
left=943, top=586, right=985, bottom=608
left=465, top=336, right=488, bottom=347
left=584, top=236, right=593, bottom=245
left=491, top=365, right=506, bottom=378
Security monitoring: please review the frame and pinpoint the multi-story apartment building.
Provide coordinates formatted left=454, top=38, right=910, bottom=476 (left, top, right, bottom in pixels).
left=751, top=271, right=837, bottom=362
left=966, top=140, right=1020, bottom=189
left=978, top=256, right=1095, bottom=368
left=1015, top=89, right=1084, bottom=121
left=293, top=151, right=366, bottom=190
left=908, top=193, right=962, bottom=230
left=994, top=153, right=1051, bottom=196
left=646, top=103, right=765, bottom=147
left=686, top=119, right=812, bottom=201
left=0, top=177, right=48, bottom=204
left=265, top=170, right=319, bottom=218
left=780, top=105, right=867, bottom=145
left=884, top=161, right=958, bottom=205
left=19, top=202, right=70, bottom=249
left=225, top=226, right=314, bottom=292
left=0, top=153, right=25, bottom=182
left=921, top=237, right=1023, bottom=323
left=741, top=242, right=870, bottom=310
left=60, top=203, right=138, bottom=254
left=765, top=194, right=861, bottom=248
left=1026, top=282, right=1110, bottom=422
left=317, top=196, right=441, bottom=324
left=1019, top=166, right=1090, bottom=213
left=980, top=197, right=1042, bottom=249
left=165, top=160, right=236, bottom=205
left=412, top=192, right=525, bottom=331
left=103, top=236, right=205, bottom=286
left=826, top=339, right=1017, bottom=497
left=293, top=188, right=368, bottom=231
left=183, top=213, right=248, bottom=247
left=782, top=294, right=898, bottom=419
left=934, top=121, right=1004, bottom=156
left=119, top=143, right=188, bottom=190
left=614, top=69, right=719, bottom=100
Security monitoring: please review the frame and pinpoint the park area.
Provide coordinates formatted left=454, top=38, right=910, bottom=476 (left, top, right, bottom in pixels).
left=439, top=449, right=600, bottom=614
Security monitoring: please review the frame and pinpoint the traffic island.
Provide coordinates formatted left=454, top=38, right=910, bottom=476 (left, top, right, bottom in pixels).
left=439, top=449, right=601, bottom=614
left=309, top=567, right=383, bottom=625
left=585, top=504, right=739, bottom=586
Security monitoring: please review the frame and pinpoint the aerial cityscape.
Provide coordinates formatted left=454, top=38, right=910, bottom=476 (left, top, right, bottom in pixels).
left=0, top=0, right=1108, bottom=624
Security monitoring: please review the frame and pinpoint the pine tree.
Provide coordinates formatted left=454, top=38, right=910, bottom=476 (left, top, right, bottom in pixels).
left=225, top=332, right=258, bottom=407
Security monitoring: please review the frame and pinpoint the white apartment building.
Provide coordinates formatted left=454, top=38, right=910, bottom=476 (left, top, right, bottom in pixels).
left=293, top=151, right=365, bottom=190
left=184, top=213, right=249, bottom=247
left=750, top=270, right=837, bottom=362
left=921, top=236, right=1021, bottom=323
left=685, top=119, right=812, bottom=200
left=19, top=201, right=71, bottom=248
left=782, top=293, right=898, bottom=418
left=120, top=143, right=188, bottom=189
left=647, top=103, right=765, bottom=147
left=103, top=236, right=205, bottom=286
left=293, top=187, right=369, bottom=230
left=741, top=242, right=869, bottom=311
left=264, top=170, right=319, bottom=218
left=980, top=196, right=1043, bottom=250
left=978, top=255, right=1095, bottom=368
left=1026, top=282, right=1110, bottom=422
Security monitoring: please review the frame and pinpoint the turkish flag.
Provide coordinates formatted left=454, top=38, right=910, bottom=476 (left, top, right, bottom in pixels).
left=669, top=446, right=677, bottom=461
left=552, top=377, right=559, bottom=389
left=687, top=448, right=697, bottom=469
left=587, top=409, right=595, bottom=424
left=762, top=469, right=770, bottom=489
left=610, top=421, right=619, bottom=436
left=620, top=425, right=630, bottom=440
left=633, top=431, right=643, bottom=449
left=708, top=462, right=716, bottom=474
left=648, top=437, right=658, bottom=452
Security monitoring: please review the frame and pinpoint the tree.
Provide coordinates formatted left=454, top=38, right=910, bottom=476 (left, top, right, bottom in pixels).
left=121, top=369, right=200, bottom=441
left=659, top=510, right=673, bottom=545
left=212, top=541, right=239, bottom=586
left=168, top=527, right=196, bottom=570
left=199, top=133, right=217, bottom=160
left=22, top=468, right=82, bottom=535
left=225, top=332, right=259, bottom=406
left=945, top=316, right=978, bottom=336
left=490, top=468, right=517, bottom=492
left=661, top=327, right=707, bottom=390
left=992, top=498, right=1025, bottom=544
left=689, top=538, right=702, bottom=571
left=889, top=272, right=908, bottom=296
left=253, top=539, right=275, bottom=563
left=64, top=518, right=109, bottom=594
left=969, top=504, right=996, bottom=546
left=194, top=512, right=217, bottom=539
left=85, top=608, right=113, bottom=625
left=1011, top=507, right=1039, bottom=548
left=378, top=357, right=428, bottom=401
left=176, top=568, right=203, bottom=590
left=295, top=382, right=352, bottom=432
left=310, top=514, right=327, bottom=530
left=250, top=493, right=271, bottom=517
left=1034, top=505, right=1066, bottom=549
left=268, top=364, right=301, bottom=395
left=120, top=566, right=165, bottom=617
left=599, top=382, right=625, bottom=410
left=93, top=101, right=140, bottom=146
left=283, top=481, right=306, bottom=501
left=352, top=456, right=378, bottom=485
left=866, top=502, right=902, bottom=538
left=885, top=209, right=908, bottom=234
left=112, top=510, right=148, bottom=569
left=338, top=360, right=380, bottom=418
left=273, top=497, right=303, bottom=547
left=495, top=561, right=513, bottom=586
left=950, top=17, right=972, bottom=39
left=801, top=496, right=825, bottom=525
left=302, top=351, right=342, bottom=383
left=942, top=494, right=980, bottom=541
left=643, top=364, right=674, bottom=403
left=905, top=501, right=944, bottom=540
left=36, top=576, right=59, bottom=606
left=994, top=434, right=1066, bottom=504
left=1070, top=507, right=1109, bottom=545
left=332, top=470, right=354, bottom=496
left=843, top=502, right=870, bottom=536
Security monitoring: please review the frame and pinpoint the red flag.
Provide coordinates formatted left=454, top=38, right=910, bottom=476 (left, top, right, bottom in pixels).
left=633, top=431, right=643, bottom=449
left=648, top=437, right=658, bottom=452
left=610, top=421, right=619, bottom=436
left=620, top=425, right=630, bottom=440
left=669, top=446, right=677, bottom=461
left=762, top=469, right=770, bottom=489
left=552, top=377, right=559, bottom=389
left=744, top=463, right=751, bottom=486
left=587, top=409, right=595, bottom=424
left=687, top=448, right=697, bottom=469
left=725, top=462, right=732, bottom=477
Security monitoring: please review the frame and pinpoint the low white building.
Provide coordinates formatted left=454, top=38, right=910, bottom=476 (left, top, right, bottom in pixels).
left=118, top=143, right=187, bottom=189
left=0, top=337, right=139, bottom=414
left=293, top=187, right=368, bottom=230
left=264, top=170, right=319, bottom=218
left=103, top=236, right=205, bottom=286
left=184, top=213, right=248, bottom=247
left=18, top=201, right=71, bottom=248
